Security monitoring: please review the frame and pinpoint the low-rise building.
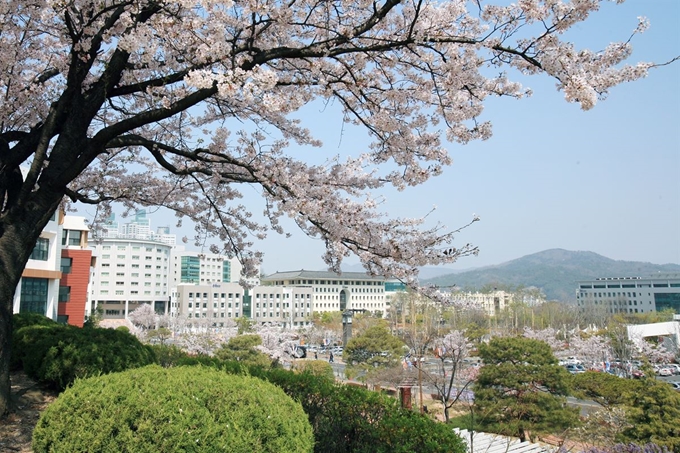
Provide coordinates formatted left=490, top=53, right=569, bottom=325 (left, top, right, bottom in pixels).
left=261, top=270, right=387, bottom=316
left=172, top=282, right=313, bottom=328
left=448, top=290, right=512, bottom=317
left=576, top=274, right=680, bottom=314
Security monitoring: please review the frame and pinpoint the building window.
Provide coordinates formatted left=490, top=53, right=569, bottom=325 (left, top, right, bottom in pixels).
left=30, top=238, right=49, bottom=261
left=68, top=230, right=82, bottom=246
left=20, top=278, right=48, bottom=314
left=60, top=257, right=73, bottom=274
left=58, top=286, right=71, bottom=303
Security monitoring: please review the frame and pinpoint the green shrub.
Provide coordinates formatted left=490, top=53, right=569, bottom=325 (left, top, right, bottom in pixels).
left=32, top=365, right=314, bottom=453
left=259, top=367, right=466, bottom=453
left=293, top=359, right=335, bottom=381
left=115, top=325, right=130, bottom=333
left=11, top=312, right=57, bottom=331
left=10, top=313, right=58, bottom=369
left=13, top=324, right=156, bottom=390
left=149, top=343, right=190, bottom=367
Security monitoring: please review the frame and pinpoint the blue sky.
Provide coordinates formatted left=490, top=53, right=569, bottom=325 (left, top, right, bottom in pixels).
left=99, top=0, right=680, bottom=274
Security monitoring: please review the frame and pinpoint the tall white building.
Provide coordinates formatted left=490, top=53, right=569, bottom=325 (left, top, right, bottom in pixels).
left=89, top=238, right=172, bottom=319
left=576, top=274, right=680, bottom=315
left=90, top=210, right=175, bottom=319
left=169, top=249, right=253, bottom=288
left=261, top=270, right=387, bottom=316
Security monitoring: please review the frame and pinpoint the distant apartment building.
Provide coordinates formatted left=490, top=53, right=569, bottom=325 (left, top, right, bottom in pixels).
left=261, top=270, right=387, bottom=315
left=13, top=211, right=63, bottom=320
left=58, top=216, right=93, bottom=326
left=576, top=274, right=680, bottom=314
left=103, top=210, right=176, bottom=246
left=90, top=211, right=175, bottom=319
left=172, top=282, right=313, bottom=328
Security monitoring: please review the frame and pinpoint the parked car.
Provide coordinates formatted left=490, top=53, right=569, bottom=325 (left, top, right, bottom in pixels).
left=631, top=369, right=645, bottom=379
left=565, top=364, right=586, bottom=374
left=657, top=366, right=674, bottom=377
left=664, top=364, right=680, bottom=375
left=668, top=382, right=680, bottom=391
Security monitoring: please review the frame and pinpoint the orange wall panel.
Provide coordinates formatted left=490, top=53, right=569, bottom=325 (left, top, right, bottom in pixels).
left=59, top=249, right=92, bottom=327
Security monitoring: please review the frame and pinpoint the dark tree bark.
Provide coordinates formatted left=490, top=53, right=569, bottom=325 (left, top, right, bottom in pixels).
left=0, top=198, right=62, bottom=415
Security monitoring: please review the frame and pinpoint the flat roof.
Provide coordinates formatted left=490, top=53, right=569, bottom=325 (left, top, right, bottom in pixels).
left=263, top=270, right=385, bottom=281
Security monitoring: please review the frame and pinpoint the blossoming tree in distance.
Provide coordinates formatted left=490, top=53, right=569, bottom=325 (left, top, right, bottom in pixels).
left=0, top=0, right=672, bottom=415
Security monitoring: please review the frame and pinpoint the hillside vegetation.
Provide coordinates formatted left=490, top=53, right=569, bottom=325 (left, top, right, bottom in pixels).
left=422, top=249, right=680, bottom=302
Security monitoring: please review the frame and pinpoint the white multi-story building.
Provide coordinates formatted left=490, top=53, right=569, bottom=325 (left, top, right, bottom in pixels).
left=261, top=270, right=387, bottom=315
left=576, top=274, right=680, bottom=315
left=13, top=211, right=63, bottom=319
left=169, top=249, right=253, bottom=288
left=172, top=282, right=313, bottom=328
left=90, top=210, right=178, bottom=319
left=89, top=238, right=172, bottom=319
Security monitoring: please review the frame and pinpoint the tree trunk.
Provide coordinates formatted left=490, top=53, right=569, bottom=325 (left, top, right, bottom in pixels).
left=0, top=199, right=61, bottom=416
left=0, top=276, right=14, bottom=417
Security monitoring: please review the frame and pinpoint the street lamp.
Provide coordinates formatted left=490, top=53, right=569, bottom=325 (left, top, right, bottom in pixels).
left=342, top=310, right=353, bottom=346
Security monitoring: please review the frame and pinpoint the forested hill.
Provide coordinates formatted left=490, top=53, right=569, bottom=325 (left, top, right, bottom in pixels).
left=421, top=249, right=680, bottom=303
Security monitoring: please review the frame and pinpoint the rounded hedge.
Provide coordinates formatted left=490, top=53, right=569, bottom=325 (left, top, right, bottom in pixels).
left=33, top=365, right=314, bottom=453
left=11, top=312, right=57, bottom=331
left=13, top=324, right=156, bottom=390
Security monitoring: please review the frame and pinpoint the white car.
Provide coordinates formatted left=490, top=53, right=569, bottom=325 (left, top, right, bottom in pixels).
left=657, top=367, right=674, bottom=377
left=664, top=364, right=680, bottom=375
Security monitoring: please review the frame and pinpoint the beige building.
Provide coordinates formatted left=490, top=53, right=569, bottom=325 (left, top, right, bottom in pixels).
left=448, top=290, right=513, bottom=317
left=172, top=282, right=313, bottom=328
left=261, top=270, right=387, bottom=316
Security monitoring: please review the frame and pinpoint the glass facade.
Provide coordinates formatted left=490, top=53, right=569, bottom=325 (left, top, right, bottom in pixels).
left=385, top=281, right=406, bottom=292
left=222, top=260, right=231, bottom=282
left=20, top=278, right=48, bottom=314
left=654, top=292, right=680, bottom=314
left=180, top=256, right=200, bottom=283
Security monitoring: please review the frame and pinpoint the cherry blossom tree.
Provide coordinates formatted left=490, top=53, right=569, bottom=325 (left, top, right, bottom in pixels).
left=254, top=322, right=301, bottom=363
left=128, top=303, right=158, bottom=331
left=431, top=331, right=479, bottom=422
left=523, top=326, right=613, bottom=369
left=0, top=0, right=668, bottom=416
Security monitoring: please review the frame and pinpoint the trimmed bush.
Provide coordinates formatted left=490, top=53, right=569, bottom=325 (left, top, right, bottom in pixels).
left=10, top=313, right=57, bottom=370
left=149, top=343, right=191, bottom=367
left=32, top=365, right=314, bottom=453
left=258, top=367, right=466, bottom=453
left=11, top=312, right=57, bottom=331
left=13, top=324, right=155, bottom=390
left=293, top=359, right=335, bottom=381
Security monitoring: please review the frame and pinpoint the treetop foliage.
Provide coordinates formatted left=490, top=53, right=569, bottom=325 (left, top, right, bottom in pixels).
left=0, top=0, right=660, bottom=283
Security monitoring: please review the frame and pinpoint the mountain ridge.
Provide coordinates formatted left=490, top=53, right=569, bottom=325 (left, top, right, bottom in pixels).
left=420, top=248, right=680, bottom=302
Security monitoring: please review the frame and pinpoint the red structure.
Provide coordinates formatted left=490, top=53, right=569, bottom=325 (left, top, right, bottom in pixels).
left=58, top=248, right=92, bottom=327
